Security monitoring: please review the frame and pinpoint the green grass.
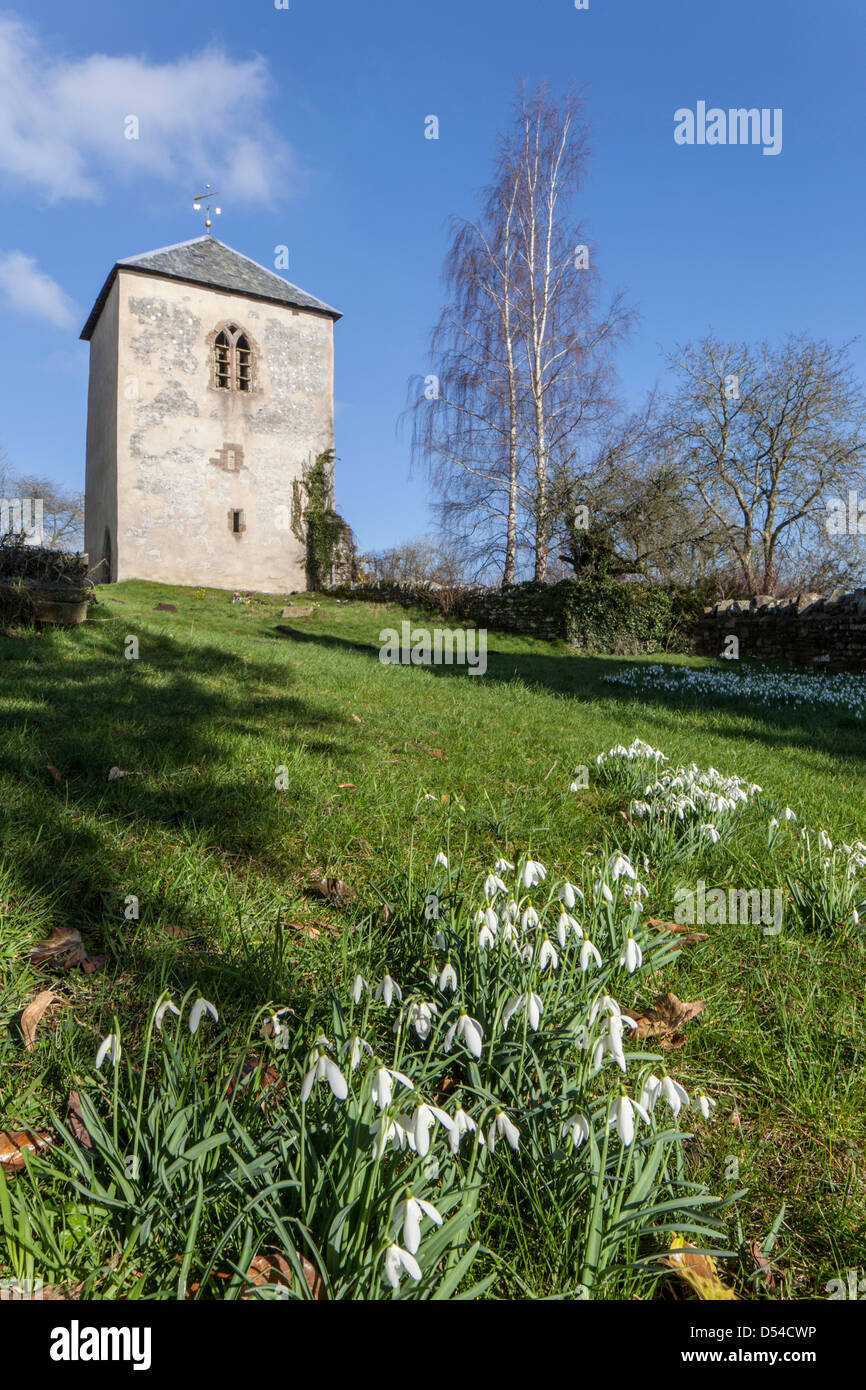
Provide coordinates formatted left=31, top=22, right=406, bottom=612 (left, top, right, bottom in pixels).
left=1, top=579, right=863, bottom=1299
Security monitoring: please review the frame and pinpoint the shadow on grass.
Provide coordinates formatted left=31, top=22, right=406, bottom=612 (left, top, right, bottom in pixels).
left=266, top=624, right=866, bottom=764
left=0, top=624, right=356, bottom=1013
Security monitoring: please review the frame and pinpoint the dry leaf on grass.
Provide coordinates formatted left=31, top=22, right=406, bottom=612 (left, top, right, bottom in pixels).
left=29, top=927, right=107, bottom=974
left=223, top=1055, right=284, bottom=1108
left=161, top=923, right=192, bottom=939
left=425, top=748, right=448, bottom=759
left=20, top=989, right=65, bottom=1051
left=0, top=1129, right=55, bottom=1173
left=46, top=764, right=62, bottom=785
left=661, top=1234, right=737, bottom=1300
left=308, top=877, right=355, bottom=906
left=350, top=714, right=361, bottom=723
left=646, top=917, right=710, bottom=948
left=337, top=782, right=357, bottom=790
left=630, top=992, right=706, bottom=1049
left=244, top=1251, right=326, bottom=1300
left=750, top=1241, right=776, bottom=1289
left=66, top=1092, right=94, bottom=1150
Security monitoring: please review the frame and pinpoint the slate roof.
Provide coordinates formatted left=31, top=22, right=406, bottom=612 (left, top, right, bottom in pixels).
left=80, top=236, right=341, bottom=340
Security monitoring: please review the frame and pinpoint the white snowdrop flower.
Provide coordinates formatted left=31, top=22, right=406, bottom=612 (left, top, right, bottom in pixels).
left=370, top=1115, right=407, bottom=1159
left=375, top=975, right=403, bottom=1007
left=699, top=824, right=720, bottom=844
left=659, top=1075, right=690, bottom=1116
left=484, top=906, right=498, bottom=934
left=502, top=991, right=543, bottom=1031
left=488, top=1110, right=520, bottom=1153
left=408, top=1000, right=438, bottom=1040
left=398, top=1192, right=443, bottom=1254
left=819, top=831, right=833, bottom=851
left=579, top=940, right=602, bottom=972
left=521, top=905, right=539, bottom=931
left=478, top=919, right=497, bottom=950
left=501, top=898, right=519, bottom=924
left=434, top=851, right=449, bottom=869
left=370, top=1065, right=413, bottom=1109
left=537, top=937, right=558, bottom=971
left=352, top=974, right=370, bottom=1003
left=608, top=854, right=636, bottom=882
left=449, top=1107, right=483, bottom=1153
left=443, top=1011, right=484, bottom=1059
left=384, top=1243, right=422, bottom=1289
left=412, top=1103, right=453, bottom=1157
left=589, top=995, right=621, bottom=1024
left=484, top=873, right=508, bottom=897
left=625, top=880, right=648, bottom=902
left=768, top=817, right=779, bottom=832
left=189, top=997, right=218, bottom=1035
left=591, top=1037, right=605, bottom=1073
left=494, top=858, right=514, bottom=874
left=619, top=936, right=642, bottom=974
left=563, top=1112, right=591, bottom=1148
left=604, top=1014, right=629, bottom=1073
left=501, top=919, right=520, bottom=946
left=153, top=999, right=181, bottom=1030
left=437, top=961, right=458, bottom=992
left=522, top=859, right=547, bottom=888
left=608, top=1093, right=650, bottom=1147
left=558, top=881, right=582, bottom=909
left=640, top=1073, right=662, bottom=1114
left=557, top=912, right=583, bottom=946
left=95, top=1034, right=121, bottom=1069
left=593, top=879, right=614, bottom=904
left=782, top=807, right=797, bottom=822
left=341, top=1035, right=373, bottom=1070
left=697, top=1094, right=717, bottom=1120
left=301, top=1048, right=348, bottom=1103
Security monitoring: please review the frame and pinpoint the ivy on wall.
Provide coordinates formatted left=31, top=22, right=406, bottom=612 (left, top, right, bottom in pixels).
left=292, top=451, right=355, bottom=590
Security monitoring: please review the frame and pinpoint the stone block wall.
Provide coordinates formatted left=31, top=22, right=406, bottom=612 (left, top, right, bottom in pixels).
left=694, top=589, right=866, bottom=672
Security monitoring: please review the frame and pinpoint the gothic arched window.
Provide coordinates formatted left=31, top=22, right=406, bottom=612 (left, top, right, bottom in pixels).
left=213, top=323, right=252, bottom=392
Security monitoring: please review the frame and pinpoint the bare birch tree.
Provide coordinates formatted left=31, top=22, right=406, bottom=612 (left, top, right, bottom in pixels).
left=409, top=81, right=630, bottom=583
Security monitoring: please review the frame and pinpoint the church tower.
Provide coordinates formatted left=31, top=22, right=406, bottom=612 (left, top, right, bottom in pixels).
left=81, top=236, right=340, bottom=592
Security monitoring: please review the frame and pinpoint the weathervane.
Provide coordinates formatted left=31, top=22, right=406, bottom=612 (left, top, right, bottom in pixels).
left=192, top=184, right=222, bottom=234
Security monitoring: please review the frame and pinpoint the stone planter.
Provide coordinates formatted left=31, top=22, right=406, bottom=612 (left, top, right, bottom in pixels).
left=0, top=579, right=91, bottom=628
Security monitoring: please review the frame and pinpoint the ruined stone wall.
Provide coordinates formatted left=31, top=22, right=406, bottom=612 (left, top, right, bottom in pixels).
left=90, top=268, right=336, bottom=592
left=694, top=590, right=866, bottom=672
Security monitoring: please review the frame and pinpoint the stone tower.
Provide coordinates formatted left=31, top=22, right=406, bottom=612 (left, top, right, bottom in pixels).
left=81, top=236, right=340, bottom=592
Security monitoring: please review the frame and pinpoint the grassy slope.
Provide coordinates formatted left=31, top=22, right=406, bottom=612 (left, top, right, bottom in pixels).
left=1, top=580, right=863, bottom=1296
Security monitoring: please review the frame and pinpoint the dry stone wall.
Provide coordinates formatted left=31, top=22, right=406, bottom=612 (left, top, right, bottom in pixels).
left=694, top=590, right=866, bottom=672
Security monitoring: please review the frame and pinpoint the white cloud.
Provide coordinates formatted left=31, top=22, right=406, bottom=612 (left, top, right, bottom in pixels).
left=0, top=15, right=293, bottom=203
left=0, top=251, right=76, bottom=326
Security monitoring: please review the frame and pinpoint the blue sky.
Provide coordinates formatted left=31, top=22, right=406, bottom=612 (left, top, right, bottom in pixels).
left=1, top=0, right=864, bottom=552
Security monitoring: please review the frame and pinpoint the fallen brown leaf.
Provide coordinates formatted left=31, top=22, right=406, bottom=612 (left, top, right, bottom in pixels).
left=308, top=877, right=355, bottom=906
left=647, top=917, right=710, bottom=949
left=161, top=923, right=192, bottom=939
left=244, top=1251, right=326, bottom=1300
left=350, top=714, right=361, bottom=723
left=20, top=989, right=65, bottom=1051
left=66, top=1091, right=93, bottom=1150
left=337, top=783, right=357, bottom=790
left=630, top=992, right=706, bottom=1049
left=0, top=1129, right=55, bottom=1173
left=29, top=927, right=107, bottom=974
left=750, top=1240, right=776, bottom=1289
left=661, top=1234, right=737, bottom=1300
left=46, top=764, right=62, bottom=785
left=425, top=748, right=448, bottom=759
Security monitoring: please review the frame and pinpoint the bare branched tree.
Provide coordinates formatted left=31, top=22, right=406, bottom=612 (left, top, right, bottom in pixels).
left=409, top=81, right=630, bottom=584
left=664, top=335, right=866, bottom=594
